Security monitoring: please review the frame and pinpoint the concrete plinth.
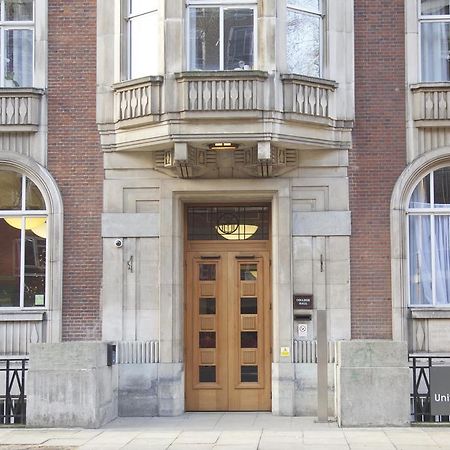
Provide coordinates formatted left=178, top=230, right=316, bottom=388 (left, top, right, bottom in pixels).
left=335, top=340, right=410, bottom=427
left=27, top=342, right=118, bottom=428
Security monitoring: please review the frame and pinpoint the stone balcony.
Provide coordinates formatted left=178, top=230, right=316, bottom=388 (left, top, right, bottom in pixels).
left=101, top=71, right=351, bottom=166
left=411, top=83, right=450, bottom=125
left=0, top=88, right=44, bottom=132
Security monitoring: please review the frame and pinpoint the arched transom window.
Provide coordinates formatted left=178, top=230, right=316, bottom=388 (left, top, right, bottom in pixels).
left=0, top=169, right=47, bottom=308
left=408, top=166, right=450, bottom=306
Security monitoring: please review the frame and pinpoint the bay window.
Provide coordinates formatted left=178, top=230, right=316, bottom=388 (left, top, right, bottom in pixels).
left=0, top=170, right=47, bottom=308
left=408, top=167, right=450, bottom=306
left=0, top=0, right=34, bottom=87
left=420, top=0, right=450, bottom=81
left=125, top=0, right=159, bottom=79
left=287, top=0, right=322, bottom=78
left=188, top=2, right=256, bottom=71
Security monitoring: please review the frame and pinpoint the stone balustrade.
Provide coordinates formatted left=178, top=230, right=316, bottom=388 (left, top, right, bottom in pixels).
left=0, top=88, right=43, bottom=129
left=281, top=74, right=337, bottom=118
left=113, top=76, right=163, bottom=122
left=175, top=70, right=269, bottom=112
left=411, top=83, right=450, bottom=121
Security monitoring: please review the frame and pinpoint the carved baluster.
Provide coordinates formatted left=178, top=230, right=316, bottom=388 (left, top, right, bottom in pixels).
left=225, top=80, right=230, bottom=109
left=18, top=98, right=28, bottom=124
left=230, top=81, right=239, bottom=109
left=6, top=97, right=15, bottom=124
left=217, top=81, right=225, bottom=110
left=438, top=92, right=447, bottom=120
left=189, top=81, right=198, bottom=110
left=211, top=80, right=216, bottom=110
left=425, top=93, right=433, bottom=120
left=203, top=81, right=211, bottom=111
left=244, top=80, right=252, bottom=109
left=296, top=85, right=304, bottom=114
left=141, top=86, right=149, bottom=116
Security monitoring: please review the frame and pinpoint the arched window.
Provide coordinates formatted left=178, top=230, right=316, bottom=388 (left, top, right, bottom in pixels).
left=408, top=166, right=450, bottom=306
left=0, top=169, right=47, bottom=308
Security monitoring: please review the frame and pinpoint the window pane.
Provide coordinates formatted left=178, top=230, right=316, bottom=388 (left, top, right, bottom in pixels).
left=288, top=0, right=321, bottom=13
left=199, top=331, right=216, bottom=348
left=24, top=228, right=45, bottom=307
left=421, top=22, right=450, bottom=82
left=129, top=12, right=159, bottom=78
left=25, top=177, right=45, bottom=210
left=241, top=365, right=258, bottom=382
left=4, top=29, right=33, bottom=87
left=129, top=0, right=156, bottom=15
left=0, top=171, right=22, bottom=210
left=199, top=365, right=216, bottom=382
left=240, top=264, right=257, bottom=281
left=287, top=9, right=320, bottom=77
left=224, top=9, right=254, bottom=70
left=0, top=217, right=21, bottom=307
left=5, top=0, right=33, bottom=21
left=199, top=264, right=216, bottom=281
left=241, top=297, right=257, bottom=314
left=199, top=298, right=216, bottom=314
left=189, top=8, right=220, bottom=70
left=421, top=0, right=450, bottom=15
left=435, top=216, right=450, bottom=304
left=410, top=174, right=431, bottom=208
left=409, top=215, right=432, bottom=305
left=434, top=167, right=450, bottom=207
left=241, top=331, right=257, bottom=348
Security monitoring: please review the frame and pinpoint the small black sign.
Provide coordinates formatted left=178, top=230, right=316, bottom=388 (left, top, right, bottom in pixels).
left=430, top=366, right=450, bottom=415
left=293, top=294, right=313, bottom=310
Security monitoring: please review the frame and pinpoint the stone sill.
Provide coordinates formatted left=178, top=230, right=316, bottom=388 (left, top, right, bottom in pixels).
left=0, top=310, right=45, bottom=322
left=410, top=82, right=450, bottom=92
left=112, top=76, right=163, bottom=91
left=0, top=87, right=45, bottom=97
left=280, top=73, right=338, bottom=90
left=410, top=308, right=450, bottom=319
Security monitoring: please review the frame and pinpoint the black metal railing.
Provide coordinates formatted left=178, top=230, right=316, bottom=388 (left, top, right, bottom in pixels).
left=410, top=354, right=450, bottom=423
left=0, top=358, right=28, bottom=425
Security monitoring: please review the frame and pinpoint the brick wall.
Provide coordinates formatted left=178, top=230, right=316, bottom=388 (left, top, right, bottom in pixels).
left=47, top=1, right=102, bottom=340
left=350, top=0, right=406, bottom=338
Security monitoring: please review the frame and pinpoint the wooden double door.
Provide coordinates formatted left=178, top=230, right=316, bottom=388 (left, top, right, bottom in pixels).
left=185, top=245, right=271, bottom=411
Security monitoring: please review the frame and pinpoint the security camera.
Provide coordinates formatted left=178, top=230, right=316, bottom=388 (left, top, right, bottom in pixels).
left=114, top=239, right=123, bottom=248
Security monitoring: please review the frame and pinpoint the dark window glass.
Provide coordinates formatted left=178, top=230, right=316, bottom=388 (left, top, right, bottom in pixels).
left=199, top=332, right=216, bottom=348
left=24, top=230, right=46, bottom=307
left=241, top=297, right=257, bottom=314
left=240, top=264, right=257, bottom=281
left=410, top=174, right=430, bottom=208
left=224, top=9, right=254, bottom=70
left=0, top=218, right=20, bottom=307
left=0, top=171, right=22, bottom=210
left=199, top=298, right=216, bottom=315
left=199, top=365, right=216, bottom=382
left=199, top=264, right=216, bottom=281
left=434, top=167, right=450, bottom=206
left=241, top=332, right=257, bottom=348
left=241, top=365, right=258, bottom=382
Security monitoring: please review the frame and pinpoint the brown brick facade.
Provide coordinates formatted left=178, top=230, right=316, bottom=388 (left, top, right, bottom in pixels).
left=350, top=0, right=406, bottom=338
left=47, top=1, right=102, bottom=340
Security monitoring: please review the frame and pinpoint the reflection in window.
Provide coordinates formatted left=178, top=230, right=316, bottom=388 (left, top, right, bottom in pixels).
left=241, top=331, right=257, bottom=348
left=0, top=170, right=47, bottom=308
left=188, top=5, right=255, bottom=71
left=287, top=0, right=322, bottom=77
left=125, top=0, right=159, bottom=79
left=241, top=297, right=257, bottom=314
left=408, top=167, right=450, bottom=306
left=199, top=298, right=216, bottom=315
left=241, top=365, right=258, bottom=382
left=240, top=264, right=257, bottom=281
left=1, top=0, right=34, bottom=87
left=420, top=0, right=450, bottom=81
left=199, top=365, right=216, bottom=382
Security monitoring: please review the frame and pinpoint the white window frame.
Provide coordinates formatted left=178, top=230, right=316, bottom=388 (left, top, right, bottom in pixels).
left=124, top=0, right=159, bottom=80
left=418, top=0, right=450, bottom=81
left=0, top=0, right=35, bottom=87
left=407, top=167, right=450, bottom=307
left=186, top=0, right=258, bottom=71
left=286, top=0, right=324, bottom=78
left=0, top=173, right=48, bottom=311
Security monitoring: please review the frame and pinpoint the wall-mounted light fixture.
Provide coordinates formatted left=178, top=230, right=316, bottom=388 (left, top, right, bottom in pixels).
left=208, top=142, right=239, bottom=151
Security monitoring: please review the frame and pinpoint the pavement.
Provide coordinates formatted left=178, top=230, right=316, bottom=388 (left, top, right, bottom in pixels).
left=0, top=413, right=450, bottom=449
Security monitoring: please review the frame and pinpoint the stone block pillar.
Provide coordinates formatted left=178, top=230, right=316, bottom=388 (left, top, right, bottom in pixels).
left=27, top=342, right=118, bottom=428
left=335, top=340, right=410, bottom=427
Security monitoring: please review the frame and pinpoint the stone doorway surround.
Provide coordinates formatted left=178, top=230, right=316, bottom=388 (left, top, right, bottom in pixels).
left=159, top=178, right=292, bottom=414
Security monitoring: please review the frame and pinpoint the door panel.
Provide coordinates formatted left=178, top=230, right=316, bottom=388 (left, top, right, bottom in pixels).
left=185, top=250, right=271, bottom=411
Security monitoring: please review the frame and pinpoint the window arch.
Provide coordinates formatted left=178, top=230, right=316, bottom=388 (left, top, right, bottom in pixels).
left=408, top=166, right=450, bottom=306
left=0, top=169, right=47, bottom=308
